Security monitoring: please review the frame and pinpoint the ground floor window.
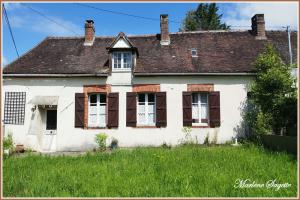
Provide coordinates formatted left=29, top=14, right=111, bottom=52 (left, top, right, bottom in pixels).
left=137, top=93, right=156, bottom=125
left=192, top=93, right=209, bottom=124
left=88, top=94, right=106, bottom=127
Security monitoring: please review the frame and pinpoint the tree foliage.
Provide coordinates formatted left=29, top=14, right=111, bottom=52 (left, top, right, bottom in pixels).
left=180, top=3, right=229, bottom=31
left=247, top=44, right=297, bottom=138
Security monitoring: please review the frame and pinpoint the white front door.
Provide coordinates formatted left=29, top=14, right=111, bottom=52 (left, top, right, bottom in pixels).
left=42, top=109, right=57, bottom=152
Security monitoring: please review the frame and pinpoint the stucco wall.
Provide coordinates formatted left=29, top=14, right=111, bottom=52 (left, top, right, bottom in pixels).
left=2, top=75, right=252, bottom=152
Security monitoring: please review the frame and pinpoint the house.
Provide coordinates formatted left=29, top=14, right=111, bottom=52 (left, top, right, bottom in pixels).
left=2, top=14, right=297, bottom=152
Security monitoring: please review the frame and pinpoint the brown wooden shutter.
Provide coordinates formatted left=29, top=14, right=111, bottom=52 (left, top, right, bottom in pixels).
left=209, top=91, right=220, bottom=127
left=126, top=92, right=137, bottom=127
left=156, top=92, right=167, bottom=127
left=107, top=93, right=119, bottom=128
left=75, top=93, right=85, bottom=128
left=182, top=92, right=192, bottom=126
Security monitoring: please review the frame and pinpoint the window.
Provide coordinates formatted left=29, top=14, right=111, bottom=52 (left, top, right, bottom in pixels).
left=137, top=93, right=156, bottom=125
left=4, top=92, right=26, bottom=125
left=88, top=94, right=106, bottom=127
left=112, top=52, right=132, bottom=70
left=192, top=93, right=208, bottom=124
left=191, top=48, right=198, bottom=57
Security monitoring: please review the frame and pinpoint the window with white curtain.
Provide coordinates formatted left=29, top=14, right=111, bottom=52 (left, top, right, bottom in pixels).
left=137, top=93, right=156, bottom=125
left=112, top=52, right=132, bottom=70
left=88, top=94, right=106, bottom=127
left=192, top=93, right=209, bottom=124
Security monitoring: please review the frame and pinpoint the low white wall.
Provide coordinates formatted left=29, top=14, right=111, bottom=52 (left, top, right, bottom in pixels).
left=2, top=75, right=252, bottom=152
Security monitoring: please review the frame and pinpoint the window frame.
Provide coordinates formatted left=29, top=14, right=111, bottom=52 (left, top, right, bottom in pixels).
left=112, top=51, right=132, bottom=71
left=137, top=93, right=156, bottom=126
left=88, top=93, right=107, bottom=128
left=192, top=92, right=209, bottom=126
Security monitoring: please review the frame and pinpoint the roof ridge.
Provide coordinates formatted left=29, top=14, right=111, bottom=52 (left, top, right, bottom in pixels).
left=126, top=31, right=250, bottom=38
left=127, top=33, right=157, bottom=38
left=47, top=36, right=85, bottom=39
left=171, top=30, right=249, bottom=34
left=170, top=30, right=288, bottom=34
left=45, top=29, right=290, bottom=40
left=47, top=31, right=250, bottom=39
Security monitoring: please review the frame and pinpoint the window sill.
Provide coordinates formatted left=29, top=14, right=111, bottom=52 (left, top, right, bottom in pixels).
left=112, top=69, right=131, bottom=72
left=192, top=126, right=210, bottom=128
left=134, top=125, right=158, bottom=128
left=85, top=126, right=107, bottom=129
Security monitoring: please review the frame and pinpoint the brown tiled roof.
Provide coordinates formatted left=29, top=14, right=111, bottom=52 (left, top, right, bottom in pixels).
left=3, top=30, right=297, bottom=75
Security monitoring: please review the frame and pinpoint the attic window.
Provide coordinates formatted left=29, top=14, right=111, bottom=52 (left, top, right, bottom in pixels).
left=191, top=48, right=198, bottom=57
left=112, top=51, right=132, bottom=71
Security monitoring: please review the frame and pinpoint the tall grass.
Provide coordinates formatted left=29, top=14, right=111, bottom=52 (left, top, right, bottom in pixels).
left=3, top=145, right=297, bottom=197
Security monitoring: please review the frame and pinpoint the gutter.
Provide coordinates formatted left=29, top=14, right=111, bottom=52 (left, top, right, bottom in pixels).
left=2, top=72, right=257, bottom=77
left=134, top=72, right=256, bottom=76
left=2, top=74, right=108, bottom=77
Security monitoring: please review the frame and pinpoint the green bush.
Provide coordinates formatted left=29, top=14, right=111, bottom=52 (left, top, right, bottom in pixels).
left=3, top=134, right=14, bottom=150
left=246, top=44, right=297, bottom=141
left=95, top=133, right=108, bottom=151
left=3, top=134, right=14, bottom=158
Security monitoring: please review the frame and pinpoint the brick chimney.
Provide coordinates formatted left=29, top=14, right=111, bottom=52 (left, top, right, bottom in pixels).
left=160, top=14, right=170, bottom=45
left=84, top=19, right=95, bottom=46
left=251, top=14, right=266, bottom=39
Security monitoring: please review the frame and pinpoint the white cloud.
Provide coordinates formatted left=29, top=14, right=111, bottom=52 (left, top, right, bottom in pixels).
left=4, top=3, right=83, bottom=36
left=30, top=16, right=83, bottom=36
left=9, top=16, right=26, bottom=28
left=2, top=56, right=8, bottom=66
left=4, top=2, right=22, bottom=10
left=223, top=2, right=298, bottom=30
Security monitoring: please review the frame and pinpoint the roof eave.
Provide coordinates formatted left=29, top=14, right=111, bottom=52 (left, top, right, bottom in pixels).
left=3, top=73, right=108, bottom=78
left=134, top=72, right=257, bottom=76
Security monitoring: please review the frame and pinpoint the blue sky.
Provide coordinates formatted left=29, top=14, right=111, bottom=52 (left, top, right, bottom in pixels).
left=2, top=2, right=298, bottom=65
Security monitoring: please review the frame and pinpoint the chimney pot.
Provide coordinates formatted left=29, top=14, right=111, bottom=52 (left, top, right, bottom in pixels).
left=86, top=19, right=94, bottom=24
left=251, top=14, right=266, bottom=40
left=84, top=19, right=95, bottom=46
left=160, top=14, right=170, bottom=45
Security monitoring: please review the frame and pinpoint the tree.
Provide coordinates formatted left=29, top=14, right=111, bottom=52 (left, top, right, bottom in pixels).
left=180, top=3, right=229, bottom=31
left=247, top=44, right=297, bottom=138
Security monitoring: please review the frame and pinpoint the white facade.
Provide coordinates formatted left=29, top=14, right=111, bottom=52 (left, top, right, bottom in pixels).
left=2, top=73, right=253, bottom=152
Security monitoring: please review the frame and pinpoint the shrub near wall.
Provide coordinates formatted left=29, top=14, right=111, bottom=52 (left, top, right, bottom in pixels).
left=246, top=44, right=297, bottom=143
left=262, top=135, right=297, bottom=155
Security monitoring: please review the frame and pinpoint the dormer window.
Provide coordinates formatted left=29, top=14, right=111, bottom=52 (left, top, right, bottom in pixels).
left=191, top=48, right=198, bottom=57
left=108, top=32, right=138, bottom=72
left=112, top=52, right=132, bottom=70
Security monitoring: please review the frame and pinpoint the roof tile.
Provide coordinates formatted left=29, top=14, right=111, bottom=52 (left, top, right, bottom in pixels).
left=3, top=30, right=297, bottom=75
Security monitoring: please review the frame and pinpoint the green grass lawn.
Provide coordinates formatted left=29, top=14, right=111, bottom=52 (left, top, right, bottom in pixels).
left=3, top=144, right=297, bottom=197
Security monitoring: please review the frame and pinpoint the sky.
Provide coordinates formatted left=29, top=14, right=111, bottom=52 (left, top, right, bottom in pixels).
left=2, top=2, right=298, bottom=66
